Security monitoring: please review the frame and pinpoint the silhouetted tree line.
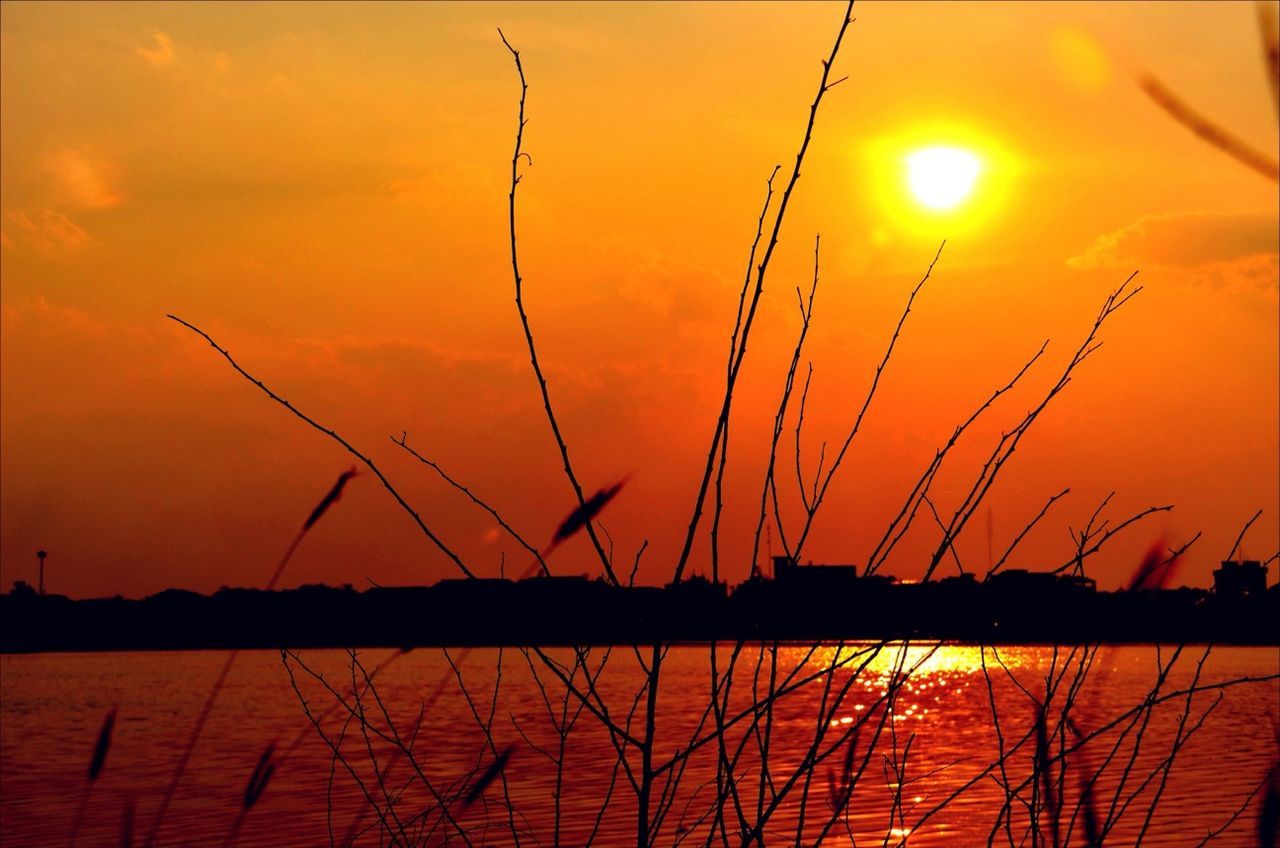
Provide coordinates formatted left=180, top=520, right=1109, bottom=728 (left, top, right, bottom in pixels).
left=3, top=567, right=1275, bottom=653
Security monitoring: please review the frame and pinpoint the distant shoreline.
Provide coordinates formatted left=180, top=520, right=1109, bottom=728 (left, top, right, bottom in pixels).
left=4, top=571, right=1276, bottom=652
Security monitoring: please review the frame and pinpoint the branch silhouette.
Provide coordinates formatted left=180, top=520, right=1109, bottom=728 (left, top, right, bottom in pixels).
left=672, top=0, right=857, bottom=585
left=498, top=29, right=620, bottom=586
left=167, top=314, right=474, bottom=578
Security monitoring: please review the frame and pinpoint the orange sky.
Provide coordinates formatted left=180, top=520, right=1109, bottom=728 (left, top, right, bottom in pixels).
left=2, top=1, right=1277, bottom=598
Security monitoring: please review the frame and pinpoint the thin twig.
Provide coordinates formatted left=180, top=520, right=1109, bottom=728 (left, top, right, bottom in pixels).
left=498, top=29, right=619, bottom=584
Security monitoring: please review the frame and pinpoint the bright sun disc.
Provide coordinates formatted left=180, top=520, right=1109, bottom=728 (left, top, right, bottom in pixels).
left=906, top=146, right=981, bottom=210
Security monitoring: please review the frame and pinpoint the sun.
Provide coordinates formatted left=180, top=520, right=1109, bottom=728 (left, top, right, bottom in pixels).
left=905, top=146, right=982, bottom=211
left=862, top=127, right=1011, bottom=236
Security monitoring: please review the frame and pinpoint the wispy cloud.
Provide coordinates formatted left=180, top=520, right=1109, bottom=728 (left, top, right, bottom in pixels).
left=4, top=209, right=94, bottom=255
left=137, top=31, right=176, bottom=67
left=1069, top=212, right=1278, bottom=270
left=44, top=148, right=122, bottom=210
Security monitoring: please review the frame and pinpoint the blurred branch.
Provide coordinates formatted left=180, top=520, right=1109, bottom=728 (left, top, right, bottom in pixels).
left=1137, top=74, right=1279, bottom=181
left=1258, top=0, right=1279, bottom=117
left=1051, top=497, right=1175, bottom=577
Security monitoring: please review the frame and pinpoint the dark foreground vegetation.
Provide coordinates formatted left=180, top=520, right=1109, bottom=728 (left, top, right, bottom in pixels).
left=4, top=560, right=1275, bottom=652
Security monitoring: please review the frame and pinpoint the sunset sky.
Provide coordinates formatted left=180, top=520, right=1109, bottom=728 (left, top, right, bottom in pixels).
left=2, top=1, right=1276, bottom=598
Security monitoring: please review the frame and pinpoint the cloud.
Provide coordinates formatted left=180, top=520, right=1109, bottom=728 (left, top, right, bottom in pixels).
left=1069, top=212, right=1279, bottom=270
left=44, top=148, right=122, bottom=209
left=1, top=296, right=149, bottom=345
left=4, top=209, right=94, bottom=255
left=304, top=335, right=520, bottom=371
left=137, top=31, right=175, bottom=67
left=1187, top=253, right=1280, bottom=300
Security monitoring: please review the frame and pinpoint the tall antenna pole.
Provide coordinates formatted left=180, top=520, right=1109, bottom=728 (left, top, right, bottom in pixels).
left=36, top=550, right=47, bottom=596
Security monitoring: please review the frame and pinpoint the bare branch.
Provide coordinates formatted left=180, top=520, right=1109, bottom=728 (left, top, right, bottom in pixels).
left=168, top=315, right=474, bottom=577
left=921, top=275, right=1142, bottom=581
left=792, top=241, right=945, bottom=563
left=498, top=30, right=620, bottom=584
left=393, top=433, right=548, bottom=576
left=1226, top=508, right=1264, bottom=560
left=750, top=235, right=822, bottom=573
left=672, top=0, right=857, bottom=584
left=988, top=488, right=1070, bottom=577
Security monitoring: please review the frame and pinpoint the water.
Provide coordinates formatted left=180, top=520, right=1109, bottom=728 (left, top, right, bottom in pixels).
left=1, top=644, right=1275, bottom=847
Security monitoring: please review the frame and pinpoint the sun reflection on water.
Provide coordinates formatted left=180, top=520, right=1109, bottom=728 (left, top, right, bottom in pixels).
left=799, top=643, right=1044, bottom=730
left=791, top=642, right=1034, bottom=678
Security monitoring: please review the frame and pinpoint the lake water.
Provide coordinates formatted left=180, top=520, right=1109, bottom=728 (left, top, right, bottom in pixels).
left=1, top=644, right=1276, bottom=847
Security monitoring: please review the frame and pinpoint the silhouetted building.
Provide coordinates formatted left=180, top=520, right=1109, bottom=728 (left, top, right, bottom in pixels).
left=939, top=573, right=978, bottom=589
left=520, top=574, right=592, bottom=589
left=436, top=577, right=512, bottom=593
left=1214, top=560, right=1266, bottom=598
left=772, top=555, right=859, bottom=587
left=519, top=574, right=607, bottom=605
left=664, top=574, right=727, bottom=600
left=985, top=569, right=1095, bottom=594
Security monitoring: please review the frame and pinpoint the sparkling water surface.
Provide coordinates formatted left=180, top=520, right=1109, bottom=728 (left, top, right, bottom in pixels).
left=2, top=644, right=1275, bottom=847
